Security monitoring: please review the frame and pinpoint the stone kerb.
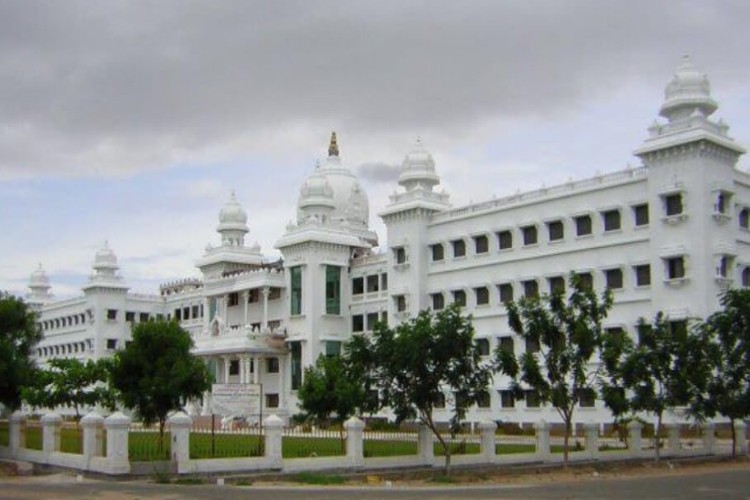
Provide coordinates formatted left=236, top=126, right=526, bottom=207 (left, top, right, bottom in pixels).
left=81, top=412, right=105, bottom=465
left=418, top=424, right=435, bottom=465
left=9, top=411, right=27, bottom=452
left=344, top=416, right=365, bottom=467
left=733, top=421, right=748, bottom=456
left=584, top=423, right=599, bottom=460
left=534, top=420, right=551, bottom=461
left=264, top=414, right=284, bottom=469
left=104, top=412, right=131, bottom=474
left=168, top=412, right=192, bottom=466
left=478, top=421, right=497, bottom=462
left=628, top=420, right=643, bottom=457
left=41, top=412, right=63, bottom=454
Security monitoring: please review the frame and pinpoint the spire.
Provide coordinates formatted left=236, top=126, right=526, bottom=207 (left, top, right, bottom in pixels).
left=328, top=131, right=339, bottom=157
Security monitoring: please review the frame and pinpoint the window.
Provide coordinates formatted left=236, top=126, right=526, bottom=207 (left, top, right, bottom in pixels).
left=325, top=341, right=342, bottom=357
left=633, top=204, right=649, bottom=226
left=664, top=193, right=683, bottom=216
left=452, top=289, right=466, bottom=307
left=525, top=391, right=541, bottom=408
left=602, top=209, right=621, bottom=231
left=666, top=256, right=686, bottom=280
left=497, top=230, right=513, bottom=250
left=267, top=357, right=279, bottom=373
left=717, top=256, right=733, bottom=278
left=577, top=388, right=596, bottom=408
left=475, top=286, right=489, bottom=305
left=743, top=267, right=750, bottom=287
left=498, top=283, right=514, bottom=304
left=366, top=275, right=379, bottom=293
left=431, top=293, right=445, bottom=311
left=106, top=309, right=118, bottom=321
left=740, top=208, right=749, bottom=229
left=189, top=307, right=198, bottom=320
left=521, top=225, right=538, bottom=246
left=125, top=311, right=135, bottom=322
left=473, top=235, right=489, bottom=254
left=381, top=311, right=388, bottom=326
left=547, top=220, right=564, bottom=241
left=525, top=337, right=540, bottom=353
left=248, top=289, right=259, bottom=303
left=635, top=264, right=651, bottom=286
left=325, top=266, right=341, bottom=314
left=291, top=341, right=302, bottom=390
left=290, top=266, right=302, bottom=315
left=575, top=215, right=592, bottom=236
left=366, top=313, right=378, bottom=331
left=669, top=320, right=688, bottom=340
left=381, top=273, right=388, bottom=291
left=228, top=292, right=240, bottom=307
left=352, top=314, right=364, bottom=332
left=475, top=338, right=490, bottom=356
left=434, top=393, right=446, bottom=409
left=605, top=268, right=623, bottom=290
left=578, top=272, right=593, bottom=290
left=452, top=239, right=466, bottom=258
left=430, top=244, right=444, bottom=261
left=229, top=359, right=240, bottom=376
left=352, top=277, right=364, bottom=295
left=499, top=390, right=516, bottom=408
left=548, top=276, right=565, bottom=295
left=522, top=280, right=538, bottom=299
left=499, top=336, right=514, bottom=354
left=265, top=394, right=279, bottom=408
left=477, top=391, right=491, bottom=408
left=106, top=339, right=117, bottom=350
left=395, top=295, right=407, bottom=312
left=183, top=307, right=190, bottom=320
left=715, top=192, right=729, bottom=214
left=269, top=287, right=281, bottom=300
left=394, top=247, right=407, bottom=264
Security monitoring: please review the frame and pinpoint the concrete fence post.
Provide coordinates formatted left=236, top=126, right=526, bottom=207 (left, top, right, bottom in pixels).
left=628, top=420, right=643, bottom=457
left=41, top=412, right=62, bottom=454
left=104, top=412, right=131, bottom=474
left=584, top=423, right=599, bottom=459
left=168, top=412, right=192, bottom=467
left=9, top=411, right=27, bottom=453
left=733, top=421, right=748, bottom=456
left=702, top=422, right=716, bottom=455
left=418, top=424, right=435, bottom=465
left=479, top=421, right=497, bottom=463
left=81, top=412, right=104, bottom=467
left=263, top=414, right=284, bottom=469
left=534, top=419, right=551, bottom=461
left=666, top=424, right=681, bottom=455
left=344, top=416, right=365, bottom=467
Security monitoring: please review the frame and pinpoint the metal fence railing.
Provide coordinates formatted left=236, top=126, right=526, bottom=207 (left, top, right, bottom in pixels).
left=189, top=423, right=264, bottom=459
left=363, top=429, right=418, bottom=457
left=128, top=426, right=170, bottom=462
left=282, top=427, right=347, bottom=458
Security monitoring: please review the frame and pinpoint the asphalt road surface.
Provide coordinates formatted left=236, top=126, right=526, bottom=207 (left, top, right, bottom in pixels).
left=2, top=466, right=750, bottom=499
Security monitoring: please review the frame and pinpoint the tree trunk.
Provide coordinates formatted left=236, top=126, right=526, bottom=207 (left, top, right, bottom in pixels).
left=563, top=417, right=571, bottom=465
left=654, top=413, right=662, bottom=463
left=444, top=449, right=452, bottom=477
left=730, top=418, right=736, bottom=459
left=159, top=420, right=165, bottom=455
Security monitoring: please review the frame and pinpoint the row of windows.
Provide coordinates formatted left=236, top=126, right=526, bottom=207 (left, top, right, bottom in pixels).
left=36, top=340, right=92, bottom=358
left=351, top=273, right=389, bottom=295
left=289, top=266, right=345, bottom=316
left=226, top=357, right=279, bottom=375
left=174, top=305, right=204, bottom=322
left=40, top=313, right=87, bottom=331
left=107, top=309, right=163, bottom=323
left=226, top=287, right=283, bottom=307
left=424, top=388, right=596, bottom=410
left=351, top=311, right=389, bottom=332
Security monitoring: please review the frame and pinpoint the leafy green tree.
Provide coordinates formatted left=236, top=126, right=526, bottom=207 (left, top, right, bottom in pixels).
left=110, top=320, right=211, bottom=449
left=347, top=303, right=492, bottom=475
left=297, top=354, right=365, bottom=450
left=22, top=358, right=115, bottom=420
left=599, top=323, right=636, bottom=445
left=697, top=289, right=750, bottom=457
left=496, top=273, right=613, bottom=464
left=0, top=292, right=43, bottom=411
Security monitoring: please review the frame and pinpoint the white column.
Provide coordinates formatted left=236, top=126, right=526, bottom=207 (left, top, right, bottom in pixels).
left=203, top=297, right=210, bottom=330
left=242, top=290, right=249, bottom=325
left=253, top=356, right=261, bottom=384
left=223, top=356, right=230, bottom=384
left=344, top=417, right=365, bottom=467
left=628, top=420, right=643, bottom=457
left=41, top=412, right=62, bottom=453
left=278, top=356, right=286, bottom=410
left=81, top=412, right=105, bottom=467
left=261, top=287, right=270, bottom=330
left=168, top=412, right=192, bottom=472
left=104, top=412, right=131, bottom=474
left=479, top=421, right=496, bottom=463
left=534, top=419, right=551, bottom=461
left=222, top=295, right=228, bottom=320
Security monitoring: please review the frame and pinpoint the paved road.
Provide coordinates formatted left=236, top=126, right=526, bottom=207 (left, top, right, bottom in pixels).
left=2, top=466, right=750, bottom=499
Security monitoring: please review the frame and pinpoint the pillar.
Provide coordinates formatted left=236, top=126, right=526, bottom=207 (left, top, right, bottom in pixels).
left=41, top=412, right=62, bottom=453
left=168, top=412, right=192, bottom=468
left=9, top=411, right=27, bottom=453
left=478, top=421, right=496, bottom=462
left=666, top=424, right=681, bottom=455
left=534, top=420, right=551, bottom=461
left=264, top=414, right=284, bottom=469
left=584, top=423, right=599, bottom=459
left=702, top=422, right=716, bottom=455
left=262, top=287, right=270, bottom=330
left=734, top=421, right=748, bottom=456
left=418, top=424, right=434, bottom=465
left=278, top=356, right=286, bottom=409
left=344, top=416, right=365, bottom=467
left=242, top=290, right=249, bottom=325
left=223, top=356, right=230, bottom=384
left=81, top=412, right=105, bottom=464
left=104, top=412, right=131, bottom=474
left=628, top=420, right=643, bottom=457
left=253, top=356, right=261, bottom=384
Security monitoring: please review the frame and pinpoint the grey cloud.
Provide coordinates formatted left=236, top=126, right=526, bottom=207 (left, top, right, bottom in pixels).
left=356, top=162, right=401, bottom=184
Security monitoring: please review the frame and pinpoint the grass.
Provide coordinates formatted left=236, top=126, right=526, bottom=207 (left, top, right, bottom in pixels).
left=291, top=472, right=346, bottom=485
left=190, top=432, right=264, bottom=459
left=364, top=439, right=417, bottom=457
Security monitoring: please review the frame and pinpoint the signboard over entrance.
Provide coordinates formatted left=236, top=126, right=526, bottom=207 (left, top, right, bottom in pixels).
left=211, top=383, right=262, bottom=416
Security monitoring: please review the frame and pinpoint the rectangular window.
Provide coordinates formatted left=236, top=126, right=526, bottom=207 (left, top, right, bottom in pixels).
left=669, top=320, right=688, bottom=340
left=381, top=311, right=388, bottom=326
left=605, top=268, right=623, bottom=290
left=499, top=336, right=514, bottom=354
left=325, top=341, right=342, bottom=357
left=575, top=215, right=592, bottom=236
left=125, top=311, right=135, bottom=322
left=715, top=192, right=729, bottom=214
left=366, top=274, right=379, bottom=293
left=229, top=359, right=240, bottom=376
left=522, top=280, right=538, bottom=299
left=547, top=220, right=564, bottom=241
left=381, top=273, right=388, bottom=291
left=521, top=225, right=538, bottom=245
left=577, top=388, right=596, bottom=408
left=475, top=338, right=490, bottom=356
left=352, top=277, right=364, bottom=295
left=267, top=357, right=279, bottom=373
left=106, top=338, right=117, bottom=350
left=366, top=313, right=378, bottom=331
left=664, top=193, right=683, bottom=216
left=265, top=394, right=279, bottom=408
left=291, top=341, right=302, bottom=390
left=228, top=292, right=240, bottom=307
left=477, top=391, right=491, bottom=408
left=633, top=203, right=649, bottom=226
left=743, top=267, right=750, bottom=287
left=430, top=244, right=444, bottom=261
left=499, top=390, right=515, bottom=408
left=290, top=266, right=302, bottom=315
left=395, top=295, right=406, bottom=312
left=548, top=276, right=565, bottom=295
left=667, top=257, right=685, bottom=279
left=190, top=306, right=198, bottom=320
left=497, top=230, right=513, bottom=250
left=107, top=309, right=118, bottom=321
left=352, top=314, right=364, bottom=332
left=637, top=323, right=652, bottom=344
left=717, top=256, right=732, bottom=278
left=635, top=264, right=651, bottom=286
left=452, top=289, right=467, bottom=307
left=498, top=283, right=514, bottom=304
left=326, top=266, right=341, bottom=315
left=431, top=293, right=445, bottom=311
left=248, top=289, right=259, bottom=303
left=394, top=247, right=406, bottom=264
left=452, top=239, right=466, bottom=258
left=475, top=286, right=489, bottom=305
left=602, top=209, right=621, bottom=231
left=525, top=337, right=540, bottom=353
left=525, top=390, right=541, bottom=408
left=740, top=208, right=749, bottom=229
left=473, top=235, right=489, bottom=254
left=578, top=272, right=593, bottom=290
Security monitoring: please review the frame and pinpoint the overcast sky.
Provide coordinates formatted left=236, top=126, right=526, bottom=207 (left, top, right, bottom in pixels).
left=1, top=0, right=749, bottom=298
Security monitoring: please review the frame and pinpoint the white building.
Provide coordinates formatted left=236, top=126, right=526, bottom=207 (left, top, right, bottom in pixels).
left=27, top=57, right=749, bottom=426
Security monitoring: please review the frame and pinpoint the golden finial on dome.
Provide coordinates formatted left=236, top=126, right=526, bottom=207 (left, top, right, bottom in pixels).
left=328, top=131, right=339, bottom=157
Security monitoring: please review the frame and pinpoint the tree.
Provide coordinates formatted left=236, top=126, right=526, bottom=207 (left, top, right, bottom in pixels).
left=22, top=358, right=115, bottom=420
left=599, top=321, right=636, bottom=446
left=496, top=273, right=613, bottom=464
left=621, top=313, right=699, bottom=462
left=0, top=292, right=43, bottom=411
left=297, top=354, right=365, bottom=451
left=347, top=303, right=492, bottom=475
left=697, top=289, right=750, bottom=457
left=110, top=320, right=211, bottom=450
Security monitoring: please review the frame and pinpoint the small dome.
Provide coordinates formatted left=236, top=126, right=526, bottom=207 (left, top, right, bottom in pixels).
left=660, top=55, right=717, bottom=120
left=298, top=166, right=336, bottom=220
left=94, top=241, right=118, bottom=270
left=398, top=138, right=440, bottom=191
left=218, top=191, right=248, bottom=226
left=29, top=263, right=50, bottom=288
